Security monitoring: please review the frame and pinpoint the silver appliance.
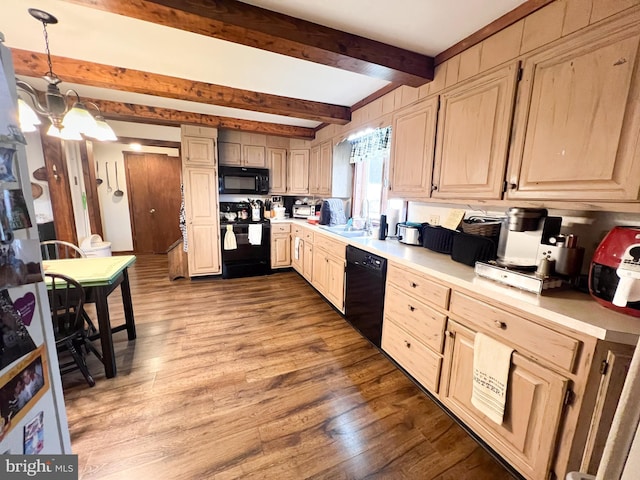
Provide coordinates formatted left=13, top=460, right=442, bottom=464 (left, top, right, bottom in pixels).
left=292, top=204, right=319, bottom=218
left=396, top=223, right=422, bottom=245
left=497, top=208, right=562, bottom=269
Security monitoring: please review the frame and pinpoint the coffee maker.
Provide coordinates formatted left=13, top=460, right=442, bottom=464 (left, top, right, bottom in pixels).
left=497, top=208, right=562, bottom=269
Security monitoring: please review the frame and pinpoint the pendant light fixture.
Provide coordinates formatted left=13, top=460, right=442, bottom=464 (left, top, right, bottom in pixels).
left=16, top=8, right=117, bottom=142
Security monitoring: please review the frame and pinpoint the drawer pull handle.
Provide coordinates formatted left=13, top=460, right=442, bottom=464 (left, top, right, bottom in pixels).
left=410, top=282, right=418, bottom=288
left=404, top=340, right=411, bottom=349
left=408, top=305, right=415, bottom=312
left=494, top=321, right=506, bottom=329
left=445, top=330, right=454, bottom=338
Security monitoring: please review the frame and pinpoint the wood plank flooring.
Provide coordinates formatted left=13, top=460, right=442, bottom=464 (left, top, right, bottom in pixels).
left=62, top=255, right=516, bottom=480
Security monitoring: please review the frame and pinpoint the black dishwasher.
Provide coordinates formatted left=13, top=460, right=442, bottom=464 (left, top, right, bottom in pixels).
left=345, top=245, right=387, bottom=347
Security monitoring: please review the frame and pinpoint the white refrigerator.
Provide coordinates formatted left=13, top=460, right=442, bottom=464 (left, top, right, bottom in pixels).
left=0, top=35, right=71, bottom=454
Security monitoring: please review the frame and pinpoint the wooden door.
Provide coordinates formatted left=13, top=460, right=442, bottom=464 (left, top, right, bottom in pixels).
left=288, top=149, right=310, bottom=194
left=243, top=145, right=266, bottom=167
left=312, top=247, right=328, bottom=295
left=507, top=17, right=640, bottom=201
left=440, top=320, right=568, bottom=480
left=183, top=136, right=216, bottom=166
left=271, top=233, right=291, bottom=268
left=218, top=142, right=241, bottom=166
left=433, top=62, right=519, bottom=199
left=182, top=167, right=220, bottom=275
left=326, top=255, right=345, bottom=312
left=389, top=96, right=439, bottom=198
left=303, top=241, right=313, bottom=281
left=267, top=148, right=287, bottom=194
left=124, top=152, right=182, bottom=254
left=317, top=141, right=333, bottom=196
left=309, top=145, right=321, bottom=193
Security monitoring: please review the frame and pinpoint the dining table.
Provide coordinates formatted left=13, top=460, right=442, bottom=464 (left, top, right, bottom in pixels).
left=43, top=255, right=137, bottom=378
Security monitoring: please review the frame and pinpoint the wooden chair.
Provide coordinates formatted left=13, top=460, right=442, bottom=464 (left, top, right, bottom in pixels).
left=46, top=272, right=102, bottom=387
left=40, top=240, right=86, bottom=260
left=40, top=240, right=99, bottom=335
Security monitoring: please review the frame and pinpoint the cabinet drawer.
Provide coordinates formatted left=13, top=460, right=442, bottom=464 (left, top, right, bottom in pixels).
left=382, top=319, right=442, bottom=393
left=272, top=223, right=291, bottom=234
left=387, top=263, right=450, bottom=309
left=384, top=284, right=446, bottom=353
left=303, top=230, right=314, bottom=243
left=292, top=225, right=304, bottom=236
left=314, top=234, right=346, bottom=258
left=450, top=291, right=580, bottom=372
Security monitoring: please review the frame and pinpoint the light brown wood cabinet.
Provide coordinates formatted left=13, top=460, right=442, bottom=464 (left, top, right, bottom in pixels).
left=267, top=148, right=287, bottom=194
left=311, top=232, right=346, bottom=312
left=287, top=149, right=310, bottom=195
left=440, top=319, right=568, bottom=480
left=182, top=167, right=221, bottom=276
left=432, top=62, right=519, bottom=199
left=389, top=96, right=439, bottom=198
left=291, top=225, right=314, bottom=281
left=506, top=14, right=640, bottom=201
left=381, top=260, right=634, bottom=480
left=309, top=141, right=332, bottom=196
left=181, top=126, right=221, bottom=277
left=271, top=223, right=291, bottom=269
left=183, top=136, right=216, bottom=167
left=218, top=131, right=267, bottom=167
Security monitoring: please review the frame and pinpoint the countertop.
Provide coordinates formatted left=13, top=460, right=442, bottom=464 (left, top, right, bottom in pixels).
left=274, top=219, right=640, bottom=345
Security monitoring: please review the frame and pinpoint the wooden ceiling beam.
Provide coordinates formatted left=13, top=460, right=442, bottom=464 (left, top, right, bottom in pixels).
left=12, top=49, right=350, bottom=125
left=85, top=97, right=316, bottom=139
left=62, top=0, right=433, bottom=86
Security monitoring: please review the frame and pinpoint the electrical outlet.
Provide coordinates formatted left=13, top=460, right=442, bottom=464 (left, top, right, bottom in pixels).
left=429, top=214, right=440, bottom=225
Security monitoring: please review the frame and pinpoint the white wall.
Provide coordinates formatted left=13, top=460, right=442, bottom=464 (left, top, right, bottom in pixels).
left=23, top=131, right=54, bottom=224
left=92, top=142, right=179, bottom=252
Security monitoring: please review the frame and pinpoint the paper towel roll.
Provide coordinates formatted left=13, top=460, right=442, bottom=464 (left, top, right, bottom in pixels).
left=387, top=208, right=400, bottom=237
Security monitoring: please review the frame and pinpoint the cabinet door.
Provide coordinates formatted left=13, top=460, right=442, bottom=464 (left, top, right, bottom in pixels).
left=291, top=236, right=303, bottom=273
left=243, top=145, right=266, bottom=168
left=433, top=62, right=519, bottom=199
left=389, top=96, right=439, bottom=198
left=325, top=255, right=345, bottom=312
left=507, top=18, right=640, bottom=201
left=271, top=233, right=291, bottom=268
left=218, top=142, right=241, bottom=166
left=311, top=141, right=332, bottom=196
left=312, top=247, right=328, bottom=295
left=441, top=320, right=568, bottom=480
left=288, top=149, right=310, bottom=194
left=309, top=145, right=321, bottom=193
left=303, top=241, right=313, bottom=282
left=268, top=148, right=287, bottom=194
left=183, top=137, right=216, bottom=166
left=183, top=167, right=221, bottom=276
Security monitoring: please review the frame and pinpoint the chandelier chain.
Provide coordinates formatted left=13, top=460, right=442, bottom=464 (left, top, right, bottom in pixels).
left=41, top=21, right=55, bottom=78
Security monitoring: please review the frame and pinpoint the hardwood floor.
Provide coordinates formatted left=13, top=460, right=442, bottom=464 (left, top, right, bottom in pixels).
left=62, top=255, right=516, bottom=480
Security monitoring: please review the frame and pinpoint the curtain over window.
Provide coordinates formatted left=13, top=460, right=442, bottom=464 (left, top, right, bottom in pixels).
left=349, top=126, right=391, bottom=164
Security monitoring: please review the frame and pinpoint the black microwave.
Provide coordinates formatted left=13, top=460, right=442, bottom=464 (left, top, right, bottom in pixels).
left=219, top=166, right=269, bottom=195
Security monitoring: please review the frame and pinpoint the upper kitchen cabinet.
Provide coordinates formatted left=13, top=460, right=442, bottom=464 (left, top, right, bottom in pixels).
left=287, top=149, right=310, bottom=195
left=267, top=147, right=287, bottom=194
left=309, top=141, right=332, bottom=196
left=389, top=96, right=439, bottom=198
left=182, top=125, right=217, bottom=167
left=432, top=62, right=519, bottom=200
left=507, top=13, right=640, bottom=202
left=218, top=131, right=267, bottom=167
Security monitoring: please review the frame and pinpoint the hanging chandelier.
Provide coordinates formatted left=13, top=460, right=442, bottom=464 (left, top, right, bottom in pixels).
left=16, top=8, right=117, bottom=142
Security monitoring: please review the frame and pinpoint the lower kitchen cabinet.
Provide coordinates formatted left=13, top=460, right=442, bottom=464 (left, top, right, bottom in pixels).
left=302, top=240, right=313, bottom=282
left=380, top=260, right=634, bottom=480
left=271, top=223, right=291, bottom=269
left=311, top=232, right=346, bottom=312
left=291, top=225, right=313, bottom=279
left=440, top=319, right=568, bottom=480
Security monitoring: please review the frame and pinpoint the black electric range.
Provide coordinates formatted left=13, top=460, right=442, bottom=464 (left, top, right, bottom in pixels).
left=219, top=202, right=271, bottom=279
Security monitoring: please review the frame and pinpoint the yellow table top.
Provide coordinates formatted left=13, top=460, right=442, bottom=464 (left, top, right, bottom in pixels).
left=43, top=255, right=136, bottom=287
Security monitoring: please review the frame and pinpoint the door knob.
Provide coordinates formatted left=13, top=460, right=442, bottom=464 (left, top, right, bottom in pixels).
left=149, top=208, right=156, bottom=214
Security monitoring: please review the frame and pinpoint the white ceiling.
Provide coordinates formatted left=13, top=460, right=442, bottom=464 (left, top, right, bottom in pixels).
left=2, top=0, right=527, bottom=136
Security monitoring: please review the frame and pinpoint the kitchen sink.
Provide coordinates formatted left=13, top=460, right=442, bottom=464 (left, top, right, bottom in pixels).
left=319, top=225, right=371, bottom=238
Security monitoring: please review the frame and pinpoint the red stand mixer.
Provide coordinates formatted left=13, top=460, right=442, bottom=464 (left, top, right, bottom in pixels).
left=589, top=226, right=640, bottom=317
